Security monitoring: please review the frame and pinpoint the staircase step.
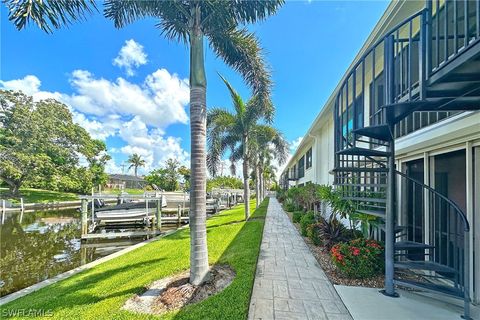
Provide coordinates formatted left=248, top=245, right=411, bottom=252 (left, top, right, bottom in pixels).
left=333, top=167, right=389, bottom=173
left=336, top=183, right=387, bottom=188
left=394, top=279, right=463, bottom=299
left=337, top=147, right=390, bottom=157
left=356, top=209, right=385, bottom=218
left=379, top=224, right=407, bottom=234
left=395, top=261, right=457, bottom=274
left=382, top=100, right=429, bottom=123
left=394, top=241, right=435, bottom=250
left=383, top=97, right=480, bottom=124
left=344, top=196, right=387, bottom=203
left=353, top=125, right=392, bottom=141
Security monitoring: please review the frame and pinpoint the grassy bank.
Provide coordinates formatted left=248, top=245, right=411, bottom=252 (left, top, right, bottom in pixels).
left=1, top=199, right=268, bottom=319
left=0, top=188, right=78, bottom=203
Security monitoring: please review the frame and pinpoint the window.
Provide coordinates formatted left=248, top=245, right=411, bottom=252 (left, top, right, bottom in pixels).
left=298, top=156, right=305, bottom=179
left=306, top=148, right=313, bottom=169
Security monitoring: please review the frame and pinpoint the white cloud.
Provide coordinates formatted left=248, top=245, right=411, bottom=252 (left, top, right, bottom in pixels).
left=113, top=39, right=148, bottom=76
left=116, top=116, right=190, bottom=174
left=0, top=75, right=41, bottom=95
left=290, top=136, right=303, bottom=152
left=66, top=69, right=189, bottom=129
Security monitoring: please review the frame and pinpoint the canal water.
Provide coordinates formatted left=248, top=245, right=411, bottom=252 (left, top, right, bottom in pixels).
left=0, top=209, right=174, bottom=297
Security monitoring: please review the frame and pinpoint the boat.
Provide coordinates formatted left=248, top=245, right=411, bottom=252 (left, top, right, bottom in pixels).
left=95, top=198, right=167, bottom=224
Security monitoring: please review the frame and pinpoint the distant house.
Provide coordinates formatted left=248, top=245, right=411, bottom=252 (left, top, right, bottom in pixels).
left=106, top=174, right=147, bottom=189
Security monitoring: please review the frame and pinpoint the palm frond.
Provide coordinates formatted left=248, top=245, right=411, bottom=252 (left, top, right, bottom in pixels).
left=230, top=0, right=285, bottom=24
left=104, top=0, right=190, bottom=42
left=252, top=124, right=289, bottom=165
left=207, top=27, right=273, bottom=119
left=217, top=74, right=246, bottom=117
left=207, top=108, right=236, bottom=130
left=4, top=0, right=97, bottom=33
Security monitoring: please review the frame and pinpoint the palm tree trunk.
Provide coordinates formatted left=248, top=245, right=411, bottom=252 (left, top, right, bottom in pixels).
left=242, top=135, right=250, bottom=220
left=188, top=17, right=209, bottom=286
left=255, top=164, right=260, bottom=208
left=134, top=166, right=138, bottom=177
left=259, top=168, right=264, bottom=201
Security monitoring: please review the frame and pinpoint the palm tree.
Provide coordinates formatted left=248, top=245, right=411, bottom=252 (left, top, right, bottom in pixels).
left=207, top=77, right=269, bottom=219
left=207, top=77, right=287, bottom=219
left=127, top=153, right=146, bottom=177
left=5, top=0, right=284, bottom=286
left=251, top=125, right=288, bottom=202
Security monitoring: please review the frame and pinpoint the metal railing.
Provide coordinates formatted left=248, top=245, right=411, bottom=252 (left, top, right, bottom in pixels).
left=396, top=169, right=470, bottom=316
left=428, top=0, right=480, bottom=74
left=334, top=10, right=427, bottom=155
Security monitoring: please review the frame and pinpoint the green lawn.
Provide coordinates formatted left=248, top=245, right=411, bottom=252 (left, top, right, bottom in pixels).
left=0, top=188, right=79, bottom=204
left=1, top=199, right=268, bottom=319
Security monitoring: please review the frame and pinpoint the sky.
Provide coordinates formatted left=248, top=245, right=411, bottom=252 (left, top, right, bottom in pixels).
left=0, top=0, right=389, bottom=177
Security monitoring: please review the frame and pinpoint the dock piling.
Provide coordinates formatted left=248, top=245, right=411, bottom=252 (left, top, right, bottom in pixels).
left=177, top=204, right=182, bottom=227
left=156, top=195, right=162, bottom=231
left=1, top=200, right=5, bottom=224
left=81, top=198, right=88, bottom=237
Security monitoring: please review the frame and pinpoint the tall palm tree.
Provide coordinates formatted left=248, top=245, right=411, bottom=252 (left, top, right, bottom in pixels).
left=5, top=0, right=284, bottom=286
left=127, top=153, right=146, bottom=177
left=207, top=77, right=287, bottom=219
left=207, top=76, right=272, bottom=219
left=252, top=125, right=288, bottom=202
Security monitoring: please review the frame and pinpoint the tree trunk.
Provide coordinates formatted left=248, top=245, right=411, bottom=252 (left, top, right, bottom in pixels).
left=2, top=176, right=21, bottom=196
left=259, top=168, right=264, bottom=201
left=188, top=19, right=209, bottom=286
left=134, top=166, right=138, bottom=177
left=242, top=135, right=250, bottom=220
left=255, top=164, right=260, bottom=208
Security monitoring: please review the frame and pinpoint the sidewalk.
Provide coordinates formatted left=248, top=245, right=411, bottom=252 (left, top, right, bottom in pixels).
left=248, top=198, right=352, bottom=320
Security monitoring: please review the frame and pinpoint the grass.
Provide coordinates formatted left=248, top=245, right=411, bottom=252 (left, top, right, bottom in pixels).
left=0, top=188, right=79, bottom=204
left=1, top=199, right=269, bottom=320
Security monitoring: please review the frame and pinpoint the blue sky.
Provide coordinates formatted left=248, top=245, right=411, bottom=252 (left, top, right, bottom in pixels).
left=1, top=1, right=389, bottom=176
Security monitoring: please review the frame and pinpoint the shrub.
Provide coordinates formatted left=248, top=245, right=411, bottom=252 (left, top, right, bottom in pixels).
left=292, top=211, right=304, bottom=223
left=319, top=215, right=348, bottom=250
left=306, top=222, right=323, bottom=245
left=300, top=212, right=315, bottom=236
left=284, top=202, right=296, bottom=212
left=330, top=238, right=384, bottom=278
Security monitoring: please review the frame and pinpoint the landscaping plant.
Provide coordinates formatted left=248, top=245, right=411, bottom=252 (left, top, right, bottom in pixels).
left=292, top=211, right=304, bottom=223
left=306, top=222, right=323, bottom=245
left=318, top=214, right=348, bottom=250
left=330, top=238, right=384, bottom=278
left=299, top=211, right=315, bottom=236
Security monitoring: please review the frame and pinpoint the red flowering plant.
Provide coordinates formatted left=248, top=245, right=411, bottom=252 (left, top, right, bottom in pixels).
left=330, top=238, right=384, bottom=278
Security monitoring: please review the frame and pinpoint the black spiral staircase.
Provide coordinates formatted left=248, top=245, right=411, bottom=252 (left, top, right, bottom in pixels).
left=333, top=2, right=480, bottom=318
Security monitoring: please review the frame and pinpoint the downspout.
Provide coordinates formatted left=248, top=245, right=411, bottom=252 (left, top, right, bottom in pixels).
left=307, top=133, right=318, bottom=184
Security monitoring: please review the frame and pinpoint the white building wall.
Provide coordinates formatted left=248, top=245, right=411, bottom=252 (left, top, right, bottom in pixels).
left=314, top=114, right=335, bottom=186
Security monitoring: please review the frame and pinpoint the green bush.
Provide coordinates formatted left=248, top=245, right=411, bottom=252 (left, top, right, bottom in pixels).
left=292, top=211, right=303, bottom=223
left=306, top=222, right=323, bottom=245
left=283, top=200, right=296, bottom=212
left=300, top=212, right=315, bottom=236
left=330, top=238, right=384, bottom=278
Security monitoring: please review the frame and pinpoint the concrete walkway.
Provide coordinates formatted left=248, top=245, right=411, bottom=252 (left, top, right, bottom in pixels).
left=249, top=198, right=352, bottom=320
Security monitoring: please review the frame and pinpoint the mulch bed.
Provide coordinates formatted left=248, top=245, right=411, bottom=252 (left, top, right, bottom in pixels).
left=285, top=212, right=385, bottom=288
left=123, top=265, right=236, bottom=315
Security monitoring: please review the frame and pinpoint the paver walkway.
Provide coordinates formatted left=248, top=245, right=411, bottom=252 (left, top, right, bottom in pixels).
left=248, top=198, right=352, bottom=320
